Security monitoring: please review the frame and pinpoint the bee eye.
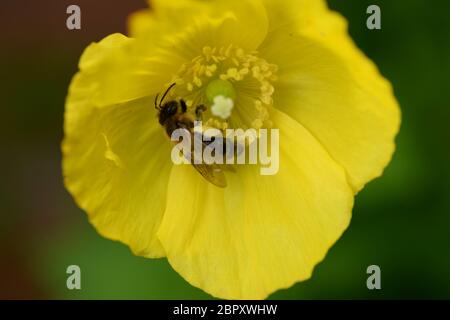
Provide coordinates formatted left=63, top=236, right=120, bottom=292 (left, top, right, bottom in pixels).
left=167, top=102, right=178, bottom=114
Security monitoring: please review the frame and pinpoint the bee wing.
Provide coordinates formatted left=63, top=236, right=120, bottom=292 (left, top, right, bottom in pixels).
left=177, top=132, right=227, bottom=188
left=200, top=133, right=244, bottom=163
left=177, top=146, right=228, bottom=187
left=191, top=163, right=227, bottom=188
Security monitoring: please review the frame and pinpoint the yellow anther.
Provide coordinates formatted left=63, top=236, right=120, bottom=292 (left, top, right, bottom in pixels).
left=239, top=68, right=249, bottom=75
left=235, top=48, right=245, bottom=58
left=251, top=119, right=263, bottom=129
left=193, top=76, right=202, bottom=87
left=203, top=46, right=212, bottom=56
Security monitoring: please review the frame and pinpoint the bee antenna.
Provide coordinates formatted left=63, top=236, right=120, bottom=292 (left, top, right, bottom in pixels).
left=158, top=83, right=176, bottom=108
left=154, top=93, right=160, bottom=110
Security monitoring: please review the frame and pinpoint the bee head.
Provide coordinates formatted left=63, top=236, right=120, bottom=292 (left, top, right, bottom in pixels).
left=155, top=83, right=179, bottom=125
left=158, top=100, right=179, bottom=125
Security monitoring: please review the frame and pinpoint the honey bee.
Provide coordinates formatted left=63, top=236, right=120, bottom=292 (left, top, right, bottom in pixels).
left=155, top=83, right=228, bottom=188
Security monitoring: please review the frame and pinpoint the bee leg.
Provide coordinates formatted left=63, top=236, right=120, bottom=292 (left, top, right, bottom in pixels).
left=180, top=99, right=187, bottom=113
left=195, top=105, right=207, bottom=120
left=176, top=119, right=194, bottom=130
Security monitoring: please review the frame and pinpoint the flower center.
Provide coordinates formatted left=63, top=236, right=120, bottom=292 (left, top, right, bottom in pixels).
left=169, top=45, right=278, bottom=130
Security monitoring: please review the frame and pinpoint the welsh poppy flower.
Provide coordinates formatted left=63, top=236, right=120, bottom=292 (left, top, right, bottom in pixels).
left=62, top=0, right=401, bottom=299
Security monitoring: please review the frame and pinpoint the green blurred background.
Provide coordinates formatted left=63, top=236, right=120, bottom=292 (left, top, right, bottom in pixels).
left=1, top=0, right=449, bottom=299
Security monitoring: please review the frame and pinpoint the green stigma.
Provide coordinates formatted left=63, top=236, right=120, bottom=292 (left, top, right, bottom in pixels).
left=206, top=79, right=236, bottom=103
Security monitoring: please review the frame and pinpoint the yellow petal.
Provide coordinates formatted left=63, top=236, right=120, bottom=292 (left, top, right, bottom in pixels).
left=129, top=0, right=210, bottom=39
left=157, top=108, right=353, bottom=299
left=261, top=0, right=336, bottom=34
left=63, top=45, right=174, bottom=258
left=129, top=0, right=268, bottom=54
left=79, top=33, right=178, bottom=107
left=260, top=1, right=401, bottom=192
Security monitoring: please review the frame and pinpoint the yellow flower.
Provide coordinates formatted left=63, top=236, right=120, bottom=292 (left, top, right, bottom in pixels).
left=62, top=0, right=400, bottom=299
